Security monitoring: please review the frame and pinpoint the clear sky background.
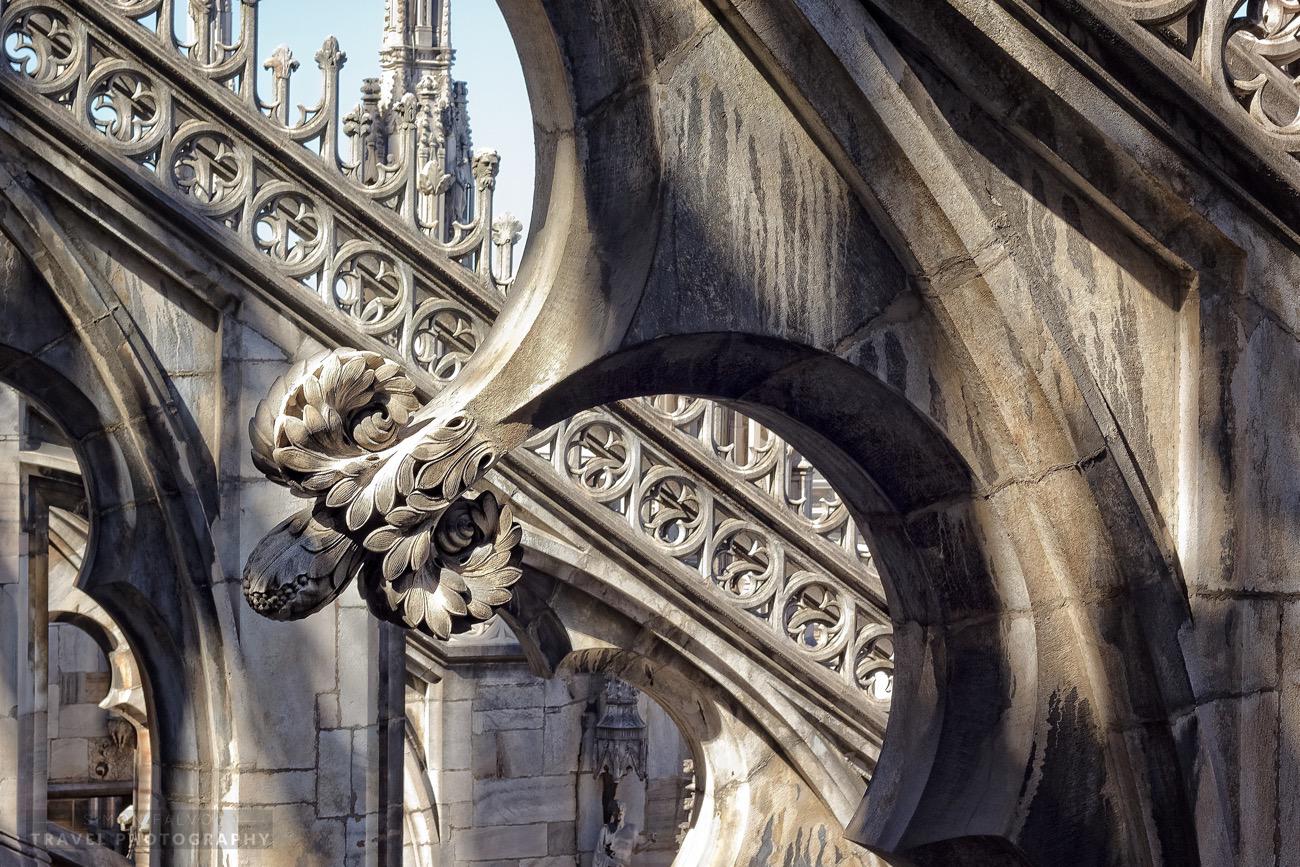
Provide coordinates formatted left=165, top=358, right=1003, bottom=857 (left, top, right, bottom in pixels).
left=250, top=1, right=535, bottom=250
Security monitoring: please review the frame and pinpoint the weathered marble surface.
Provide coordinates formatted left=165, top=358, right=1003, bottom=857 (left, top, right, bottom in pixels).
left=8, top=0, right=1300, bottom=863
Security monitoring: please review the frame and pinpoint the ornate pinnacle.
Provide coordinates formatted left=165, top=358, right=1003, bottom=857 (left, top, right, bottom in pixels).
left=590, top=678, right=648, bottom=781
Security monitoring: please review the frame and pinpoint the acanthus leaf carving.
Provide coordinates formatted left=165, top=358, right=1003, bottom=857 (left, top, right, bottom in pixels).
left=242, top=505, right=363, bottom=621
left=360, top=492, right=523, bottom=638
left=242, top=348, right=520, bottom=640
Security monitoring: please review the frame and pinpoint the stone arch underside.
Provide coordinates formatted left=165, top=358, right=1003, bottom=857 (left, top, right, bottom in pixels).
left=0, top=208, right=233, bottom=864
left=42, top=497, right=158, bottom=859
left=501, top=535, right=887, bottom=867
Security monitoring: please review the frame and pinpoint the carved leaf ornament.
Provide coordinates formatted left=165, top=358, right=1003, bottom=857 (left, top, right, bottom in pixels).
left=242, top=349, right=522, bottom=639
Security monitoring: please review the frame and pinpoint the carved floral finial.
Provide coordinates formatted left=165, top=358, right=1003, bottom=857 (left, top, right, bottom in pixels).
left=396, top=92, right=421, bottom=129
left=415, top=72, right=439, bottom=101
left=492, top=213, right=524, bottom=247
left=263, top=44, right=298, bottom=80
left=315, top=36, right=347, bottom=72
left=343, top=105, right=372, bottom=140
left=417, top=162, right=453, bottom=196
left=242, top=349, right=522, bottom=639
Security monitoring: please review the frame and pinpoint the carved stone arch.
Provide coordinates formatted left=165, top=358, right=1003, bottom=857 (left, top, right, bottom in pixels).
left=46, top=509, right=149, bottom=728
left=43, top=501, right=159, bottom=855
left=442, top=6, right=1201, bottom=858
left=522, top=530, right=872, bottom=815
left=554, top=644, right=884, bottom=867
left=497, top=563, right=575, bottom=678
left=493, top=529, right=887, bottom=864
left=402, top=719, right=440, bottom=867
left=516, top=333, right=1035, bottom=856
left=493, top=309, right=1195, bottom=863
left=48, top=605, right=148, bottom=728
left=0, top=210, right=234, bottom=859
left=730, top=14, right=1204, bottom=858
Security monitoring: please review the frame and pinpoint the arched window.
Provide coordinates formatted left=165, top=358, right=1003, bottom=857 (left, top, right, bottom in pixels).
left=0, top=385, right=156, bottom=863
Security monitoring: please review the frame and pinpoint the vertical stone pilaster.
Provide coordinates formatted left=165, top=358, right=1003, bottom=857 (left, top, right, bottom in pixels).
left=17, top=450, right=50, bottom=860
left=376, top=624, right=405, bottom=867
left=329, top=593, right=406, bottom=866
left=0, top=385, right=47, bottom=864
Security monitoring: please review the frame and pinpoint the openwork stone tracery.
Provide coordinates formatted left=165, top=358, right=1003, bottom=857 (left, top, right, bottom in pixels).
left=526, top=399, right=892, bottom=694
left=1226, top=0, right=1300, bottom=131
left=0, top=0, right=507, bottom=365
left=1106, top=0, right=1300, bottom=146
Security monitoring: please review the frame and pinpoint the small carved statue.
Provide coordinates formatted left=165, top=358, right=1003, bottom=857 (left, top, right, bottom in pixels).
left=594, top=801, right=638, bottom=867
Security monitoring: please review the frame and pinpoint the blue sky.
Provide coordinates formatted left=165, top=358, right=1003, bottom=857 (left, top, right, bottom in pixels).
left=250, top=1, right=535, bottom=248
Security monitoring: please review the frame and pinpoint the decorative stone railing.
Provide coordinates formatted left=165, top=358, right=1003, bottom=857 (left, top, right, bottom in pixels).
left=1100, top=0, right=1300, bottom=151
left=525, top=400, right=894, bottom=703
left=0, top=0, right=893, bottom=713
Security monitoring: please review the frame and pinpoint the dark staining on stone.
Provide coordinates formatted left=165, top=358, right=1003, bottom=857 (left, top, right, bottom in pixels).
left=746, top=133, right=769, bottom=292
left=884, top=332, right=907, bottom=393
left=686, top=74, right=704, bottom=154
left=907, top=507, right=1002, bottom=615
left=860, top=340, right=879, bottom=379
left=1021, top=687, right=1120, bottom=867
left=708, top=87, right=729, bottom=184
left=748, top=816, right=854, bottom=866
left=1018, top=737, right=1038, bottom=803
left=1109, top=266, right=1159, bottom=493
left=1059, top=193, right=1096, bottom=285
left=1215, top=347, right=1236, bottom=487
left=928, top=371, right=948, bottom=429
left=749, top=817, right=776, bottom=867
left=748, top=134, right=767, bottom=228
left=778, top=136, right=800, bottom=331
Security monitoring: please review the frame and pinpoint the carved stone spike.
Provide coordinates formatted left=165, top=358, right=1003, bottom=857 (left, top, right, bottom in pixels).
left=315, top=36, right=347, bottom=72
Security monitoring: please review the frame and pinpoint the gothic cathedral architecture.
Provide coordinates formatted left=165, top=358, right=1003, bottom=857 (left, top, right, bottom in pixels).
left=1, top=0, right=1297, bottom=865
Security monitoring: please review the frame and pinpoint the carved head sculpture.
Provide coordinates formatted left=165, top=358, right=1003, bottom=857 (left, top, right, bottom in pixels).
left=242, top=349, right=521, bottom=639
